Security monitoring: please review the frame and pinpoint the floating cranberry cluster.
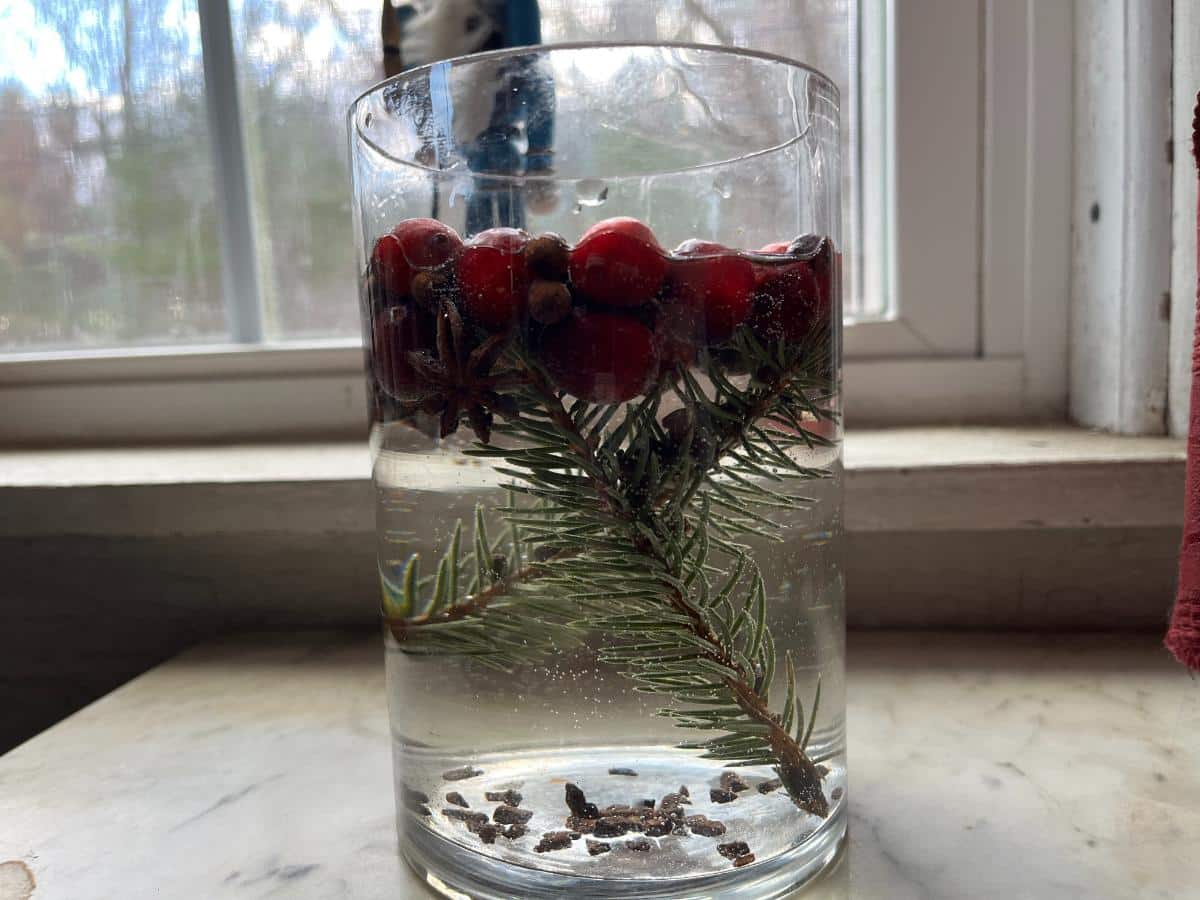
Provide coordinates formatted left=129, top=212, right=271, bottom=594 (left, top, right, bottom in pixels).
left=365, top=216, right=835, bottom=435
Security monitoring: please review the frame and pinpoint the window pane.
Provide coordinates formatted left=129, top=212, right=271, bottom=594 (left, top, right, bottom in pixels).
left=234, top=0, right=867, bottom=341
left=0, top=0, right=226, bottom=353
left=231, top=0, right=382, bottom=341
left=537, top=0, right=866, bottom=319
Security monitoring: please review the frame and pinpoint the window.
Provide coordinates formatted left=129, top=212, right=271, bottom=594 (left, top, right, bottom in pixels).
left=0, top=1, right=1081, bottom=441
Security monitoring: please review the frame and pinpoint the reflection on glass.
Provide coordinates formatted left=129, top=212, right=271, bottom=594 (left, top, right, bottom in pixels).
left=0, top=0, right=225, bottom=352
left=235, top=0, right=860, bottom=340
left=0, top=0, right=863, bottom=352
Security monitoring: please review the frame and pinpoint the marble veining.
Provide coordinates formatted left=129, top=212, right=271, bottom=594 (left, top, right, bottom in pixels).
left=0, top=631, right=1196, bottom=899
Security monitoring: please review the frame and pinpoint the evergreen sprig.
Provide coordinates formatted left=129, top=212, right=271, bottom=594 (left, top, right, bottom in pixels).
left=380, top=327, right=836, bottom=815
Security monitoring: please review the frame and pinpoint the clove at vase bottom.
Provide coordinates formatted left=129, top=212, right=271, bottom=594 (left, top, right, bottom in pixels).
left=379, top=438, right=846, bottom=898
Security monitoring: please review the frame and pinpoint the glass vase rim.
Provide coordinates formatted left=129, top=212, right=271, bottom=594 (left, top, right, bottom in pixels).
left=347, top=40, right=840, bottom=185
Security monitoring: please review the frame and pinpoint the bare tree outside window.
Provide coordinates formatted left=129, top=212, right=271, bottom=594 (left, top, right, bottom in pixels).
left=0, top=0, right=856, bottom=352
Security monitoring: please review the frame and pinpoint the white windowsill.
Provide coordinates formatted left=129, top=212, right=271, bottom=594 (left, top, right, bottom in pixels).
left=2, top=426, right=1184, bottom=538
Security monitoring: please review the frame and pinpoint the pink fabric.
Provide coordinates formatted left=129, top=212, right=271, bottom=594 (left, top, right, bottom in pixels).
left=1166, top=93, right=1200, bottom=671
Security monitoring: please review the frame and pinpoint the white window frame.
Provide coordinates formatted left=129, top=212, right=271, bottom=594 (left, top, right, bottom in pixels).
left=0, top=0, right=1077, bottom=443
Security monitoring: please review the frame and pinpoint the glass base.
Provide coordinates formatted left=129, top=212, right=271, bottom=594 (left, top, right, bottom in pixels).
left=397, top=746, right=847, bottom=899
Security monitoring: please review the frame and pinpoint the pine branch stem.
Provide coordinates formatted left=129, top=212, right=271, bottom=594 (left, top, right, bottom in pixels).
left=384, top=548, right=575, bottom=639
left=523, top=361, right=831, bottom=816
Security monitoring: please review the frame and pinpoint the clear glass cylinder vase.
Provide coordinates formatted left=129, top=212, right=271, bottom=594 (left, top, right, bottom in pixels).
left=348, top=42, right=844, bottom=899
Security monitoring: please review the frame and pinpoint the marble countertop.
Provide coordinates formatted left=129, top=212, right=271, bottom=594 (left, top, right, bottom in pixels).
left=1, top=631, right=1196, bottom=899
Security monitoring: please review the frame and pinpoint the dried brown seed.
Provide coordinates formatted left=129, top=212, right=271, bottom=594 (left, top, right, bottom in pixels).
left=502, top=824, right=528, bottom=840
left=710, top=788, right=738, bottom=804
left=586, top=839, right=611, bottom=856
left=565, top=783, right=600, bottom=819
left=733, top=853, right=756, bottom=868
left=685, top=815, right=726, bottom=837
left=565, top=815, right=597, bottom=834
left=493, top=805, right=533, bottom=825
left=442, top=766, right=483, bottom=781
left=445, top=792, right=469, bottom=808
left=642, top=816, right=672, bottom=837
left=592, top=817, right=631, bottom=838
left=625, top=837, right=654, bottom=852
left=659, top=792, right=690, bottom=812
left=608, top=767, right=638, bottom=777
left=443, top=809, right=489, bottom=830
left=720, top=771, right=750, bottom=793
left=757, top=778, right=783, bottom=794
left=485, top=789, right=523, bottom=806
left=534, top=831, right=573, bottom=853
left=476, top=823, right=500, bottom=844
left=718, top=840, right=751, bottom=860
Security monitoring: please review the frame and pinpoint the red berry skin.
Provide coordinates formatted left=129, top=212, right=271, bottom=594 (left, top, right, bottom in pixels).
left=750, top=260, right=822, bottom=344
left=758, top=240, right=792, bottom=254
left=654, top=301, right=701, bottom=369
left=666, top=240, right=755, bottom=344
left=458, top=228, right=531, bottom=330
left=371, top=234, right=408, bottom=303
left=541, top=310, right=659, bottom=403
left=568, top=217, right=668, bottom=308
left=372, top=304, right=434, bottom=400
left=373, top=218, right=462, bottom=301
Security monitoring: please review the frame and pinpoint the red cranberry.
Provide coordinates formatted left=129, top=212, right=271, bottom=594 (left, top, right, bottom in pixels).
left=373, top=218, right=462, bottom=301
left=750, top=260, right=822, bottom=344
left=458, top=227, right=531, bottom=330
left=568, top=217, right=668, bottom=308
left=654, top=301, right=701, bottom=369
left=758, top=240, right=792, bottom=254
left=541, top=310, right=659, bottom=403
left=802, top=238, right=839, bottom=322
left=666, top=240, right=755, bottom=344
left=372, top=304, right=434, bottom=399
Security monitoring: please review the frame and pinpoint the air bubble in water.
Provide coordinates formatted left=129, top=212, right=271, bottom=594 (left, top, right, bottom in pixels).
left=574, top=179, right=609, bottom=207
left=712, top=174, right=733, bottom=199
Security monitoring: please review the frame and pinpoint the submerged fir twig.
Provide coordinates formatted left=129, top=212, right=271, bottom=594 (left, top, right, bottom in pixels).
left=381, top=330, right=836, bottom=814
